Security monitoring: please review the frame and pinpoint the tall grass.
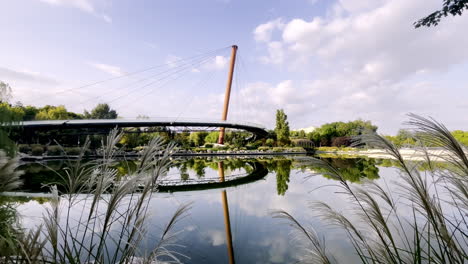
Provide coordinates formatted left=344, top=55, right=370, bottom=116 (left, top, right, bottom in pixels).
left=274, top=114, right=467, bottom=263
left=1, top=129, right=190, bottom=263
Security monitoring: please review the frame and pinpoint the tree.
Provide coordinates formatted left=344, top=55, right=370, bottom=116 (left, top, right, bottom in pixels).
left=189, top=132, right=208, bottom=147
left=415, top=0, right=468, bottom=28
left=84, top=103, right=118, bottom=119
left=275, top=159, right=292, bottom=196
left=36, top=105, right=80, bottom=120
left=204, top=132, right=219, bottom=144
left=275, top=109, right=290, bottom=146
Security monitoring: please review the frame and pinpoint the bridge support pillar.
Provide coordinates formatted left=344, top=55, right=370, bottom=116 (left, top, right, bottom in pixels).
left=218, top=45, right=238, bottom=145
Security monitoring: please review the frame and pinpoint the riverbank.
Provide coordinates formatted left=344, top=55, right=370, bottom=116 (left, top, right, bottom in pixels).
left=317, top=147, right=460, bottom=161
left=18, top=150, right=310, bottom=162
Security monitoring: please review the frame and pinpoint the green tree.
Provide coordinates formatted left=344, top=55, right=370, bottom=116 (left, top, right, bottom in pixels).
left=452, top=130, right=468, bottom=146
left=189, top=132, right=208, bottom=147
left=84, top=103, right=118, bottom=119
left=275, top=159, right=292, bottom=196
left=204, top=132, right=219, bottom=144
left=275, top=109, right=290, bottom=146
left=36, top=105, right=81, bottom=120
left=415, top=0, right=468, bottom=28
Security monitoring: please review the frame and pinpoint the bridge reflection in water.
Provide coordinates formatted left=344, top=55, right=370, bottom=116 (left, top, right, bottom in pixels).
left=218, top=161, right=235, bottom=264
left=159, top=161, right=269, bottom=263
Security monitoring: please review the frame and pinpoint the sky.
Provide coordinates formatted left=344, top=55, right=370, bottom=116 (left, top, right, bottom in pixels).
left=1, top=0, right=468, bottom=134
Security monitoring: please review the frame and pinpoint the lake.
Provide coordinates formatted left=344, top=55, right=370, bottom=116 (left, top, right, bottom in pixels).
left=0, top=156, right=444, bottom=263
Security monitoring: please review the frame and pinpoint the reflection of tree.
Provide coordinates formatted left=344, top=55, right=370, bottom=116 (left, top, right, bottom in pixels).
left=192, top=160, right=206, bottom=178
left=275, top=159, right=292, bottom=196
left=317, top=158, right=380, bottom=182
left=116, top=160, right=137, bottom=177
left=180, top=164, right=189, bottom=181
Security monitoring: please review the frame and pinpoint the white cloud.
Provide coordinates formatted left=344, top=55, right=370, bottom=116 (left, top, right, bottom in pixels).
left=254, top=18, right=285, bottom=43
left=203, top=55, right=228, bottom=70
left=252, top=0, right=468, bottom=133
left=89, top=62, right=125, bottom=76
left=202, top=229, right=225, bottom=246
left=37, top=0, right=112, bottom=23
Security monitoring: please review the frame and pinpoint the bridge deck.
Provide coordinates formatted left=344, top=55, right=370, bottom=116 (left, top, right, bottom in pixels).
left=14, top=118, right=269, bottom=139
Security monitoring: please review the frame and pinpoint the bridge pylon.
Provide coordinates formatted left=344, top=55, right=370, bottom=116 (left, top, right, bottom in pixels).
left=218, top=45, right=238, bottom=144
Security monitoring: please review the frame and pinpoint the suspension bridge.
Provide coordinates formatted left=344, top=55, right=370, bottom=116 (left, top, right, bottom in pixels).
left=15, top=45, right=268, bottom=143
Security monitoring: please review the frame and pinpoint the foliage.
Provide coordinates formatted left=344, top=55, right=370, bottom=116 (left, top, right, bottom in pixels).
left=265, top=138, right=275, bottom=147
left=275, top=159, right=291, bottom=196
left=275, top=114, right=468, bottom=263
left=46, top=145, right=62, bottom=156
left=290, top=130, right=307, bottom=138
left=204, top=132, right=219, bottom=144
left=307, top=119, right=377, bottom=147
left=84, top=103, right=118, bottom=119
left=0, top=102, right=25, bottom=156
left=452, top=130, right=468, bottom=146
left=415, top=0, right=468, bottom=28
left=4, top=130, right=190, bottom=263
left=384, top=129, right=417, bottom=147
left=64, top=147, right=81, bottom=155
left=0, top=201, right=21, bottom=258
left=36, top=105, right=82, bottom=120
left=18, top=144, right=31, bottom=154
left=275, top=109, right=290, bottom=146
left=330, top=136, right=352, bottom=147
left=272, top=147, right=285, bottom=152
left=31, top=146, right=44, bottom=156
left=0, top=151, right=23, bottom=192
left=189, top=132, right=208, bottom=147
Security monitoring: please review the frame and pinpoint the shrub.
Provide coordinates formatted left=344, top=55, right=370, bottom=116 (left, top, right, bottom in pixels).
left=258, top=146, right=270, bottom=151
left=265, top=138, right=275, bottom=147
left=18, top=144, right=31, bottom=154
left=46, top=145, right=62, bottom=156
left=246, top=144, right=257, bottom=150
left=331, top=136, right=352, bottom=147
left=290, top=147, right=305, bottom=152
left=204, top=143, right=213, bottom=148
left=272, top=147, right=284, bottom=152
left=31, top=146, right=44, bottom=156
left=65, top=147, right=81, bottom=155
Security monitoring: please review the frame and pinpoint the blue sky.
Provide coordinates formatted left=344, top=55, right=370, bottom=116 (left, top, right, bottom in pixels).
left=1, top=0, right=468, bottom=133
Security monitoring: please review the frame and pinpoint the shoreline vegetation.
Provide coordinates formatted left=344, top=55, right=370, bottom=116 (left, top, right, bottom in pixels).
left=16, top=145, right=466, bottom=162
left=274, top=114, right=468, bottom=264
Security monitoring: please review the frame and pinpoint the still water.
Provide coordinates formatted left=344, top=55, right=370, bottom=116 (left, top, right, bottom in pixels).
left=9, top=156, right=401, bottom=263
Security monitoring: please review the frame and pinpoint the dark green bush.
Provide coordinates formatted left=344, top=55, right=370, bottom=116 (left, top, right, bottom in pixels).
left=246, top=144, right=257, bottom=150
left=46, top=145, right=62, bottom=156
left=18, top=144, right=31, bottom=154
left=65, top=147, right=81, bottom=155
left=204, top=143, right=213, bottom=148
left=31, top=146, right=44, bottom=156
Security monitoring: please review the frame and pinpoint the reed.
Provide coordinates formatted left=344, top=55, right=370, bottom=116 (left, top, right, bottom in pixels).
left=274, top=114, right=467, bottom=263
left=1, top=129, right=190, bottom=263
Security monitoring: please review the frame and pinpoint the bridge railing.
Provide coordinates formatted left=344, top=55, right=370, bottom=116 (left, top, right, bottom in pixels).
left=19, top=117, right=267, bottom=130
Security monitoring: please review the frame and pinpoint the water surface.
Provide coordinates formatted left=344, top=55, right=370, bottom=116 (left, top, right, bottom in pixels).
left=7, top=156, right=402, bottom=263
